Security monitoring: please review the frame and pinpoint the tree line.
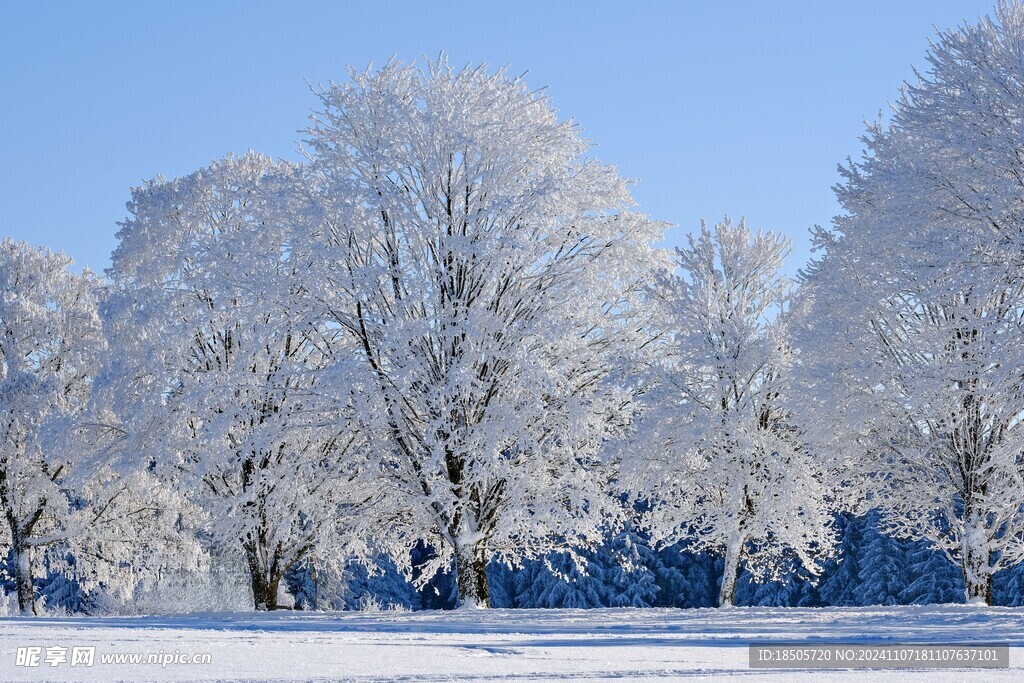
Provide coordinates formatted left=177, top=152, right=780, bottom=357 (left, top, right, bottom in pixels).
left=3, top=2, right=1024, bottom=614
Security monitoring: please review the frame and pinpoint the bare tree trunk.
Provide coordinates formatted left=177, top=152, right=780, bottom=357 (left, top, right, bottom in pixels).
left=718, top=537, right=743, bottom=608
left=1, top=485, right=38, bottom=615
left=961, top=539, right=992, bottom=605
left=245, top=546, right=281, bottom=611
left=10, top=530, right=36, bottom=615
left=454, top=540, right=489, bottom=608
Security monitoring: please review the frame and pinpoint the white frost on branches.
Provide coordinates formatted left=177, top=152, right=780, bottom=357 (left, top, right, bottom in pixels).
left=297, top=59, right=669, bottom=606
left=104, top=153, right=383, bottom=610
left=799, top=1, right=1024, bottom=604
left=629, top=219, right=835, bottom=606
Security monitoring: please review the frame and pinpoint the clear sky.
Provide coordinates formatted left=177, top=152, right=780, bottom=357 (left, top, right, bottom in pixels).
left=0, top=0, right=998, bottom=275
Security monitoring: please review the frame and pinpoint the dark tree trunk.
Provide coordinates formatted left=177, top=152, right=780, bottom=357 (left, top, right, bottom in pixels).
left=10, top=530, right=36, bottom=615
left=964, top=574, right=993, bottom=606
left=245, top=547, right=282, bottom=611
left=962, top=544, right=993, bottom=605
left=2, top=487, right=38, bottom=616
left=454, top=541, right=490, bottom=608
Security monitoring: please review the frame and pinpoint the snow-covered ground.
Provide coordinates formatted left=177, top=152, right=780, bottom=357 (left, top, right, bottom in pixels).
left=0, top=605, right=1021, bottom=682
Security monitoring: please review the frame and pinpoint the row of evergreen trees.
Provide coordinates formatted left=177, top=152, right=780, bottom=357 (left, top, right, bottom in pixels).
left=277, top=511, right=1024, bottom=611
left=12, top=509, right=1021, bottom=613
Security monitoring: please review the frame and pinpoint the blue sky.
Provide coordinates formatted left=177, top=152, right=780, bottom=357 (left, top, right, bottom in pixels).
left=0, top=1, right=997, bottom=275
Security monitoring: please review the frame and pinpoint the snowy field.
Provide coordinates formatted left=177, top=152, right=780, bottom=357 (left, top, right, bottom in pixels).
left=0, top=606, right=1022, bottom=682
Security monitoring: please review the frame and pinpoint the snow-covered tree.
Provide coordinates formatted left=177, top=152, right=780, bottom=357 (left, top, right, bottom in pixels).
left=603, top=523, right=659, bottom=608
left=799, top=2, right=1024, bottom=604
left=993, top=562, right=1024, bottom=606
left=520, top=552, right=607, bottom=609
left=297, top=59, right=668, bottom=606
left=734, top=555, right=817, bottom=607
left=816, top=513, right=863, bottom=607
left=901, top=540, right=963, bottom=605
left=652, top=544, right=720, bottom=608
left=103, top=152, right=384, bottom=610
left=286, top=553, right=417, bottom=611
left=630, top=218, right=834, bottom=606
left=0, top=240, right=180, bottom=614
left=0, top=240, right=106, bottom=613
left=812, top=511, right=963, bottom=607
left=854, top=512, right=909, bottom=606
